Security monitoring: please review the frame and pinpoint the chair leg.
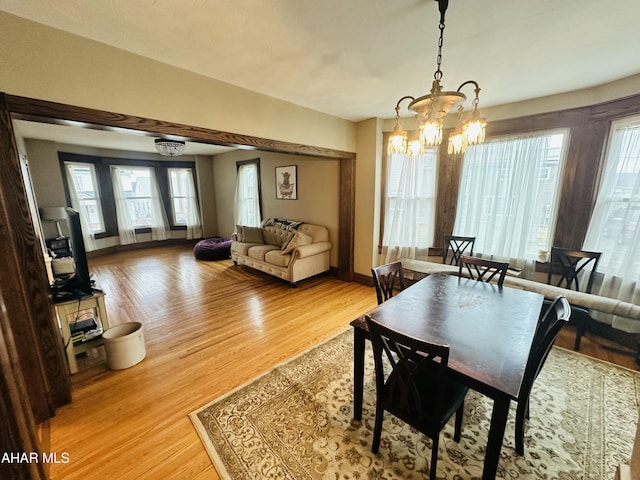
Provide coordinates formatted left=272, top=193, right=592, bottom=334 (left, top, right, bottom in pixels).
left=371, top=408, right=383, bottom=454
left=429, top=435, right=440, bottom=480
left=515, top=399, right=528, bottom=456
left=453, top=401, right=464, bottom=442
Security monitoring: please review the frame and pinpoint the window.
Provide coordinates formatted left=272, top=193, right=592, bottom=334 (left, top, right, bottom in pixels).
left=381, top=149, right=437, bottom=262
left=65, top=161, right=105, bottom=234
left=454, top=130, right=568, bottom=261
left=111, top=166, right=168, bottom=244
left=168, top=168, right=202, bottom=239
left=60, top=152, right=201, bottom=246
left=234, top=159, right=262, bottom=227
left=584, top=116, right=640, bottom=280
left=112, top=167, right=157, bottom=228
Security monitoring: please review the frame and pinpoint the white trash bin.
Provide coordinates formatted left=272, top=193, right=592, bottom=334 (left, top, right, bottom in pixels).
left=102, top=322, right=146, bottom=370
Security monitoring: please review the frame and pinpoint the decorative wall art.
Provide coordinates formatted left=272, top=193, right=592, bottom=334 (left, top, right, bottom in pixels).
left=275, top=165, right=297, bottom=200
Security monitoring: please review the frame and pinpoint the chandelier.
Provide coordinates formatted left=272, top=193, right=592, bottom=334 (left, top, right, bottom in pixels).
left=155, top=138, right=186, bottom=156
left=387, top=0, right=486, bottom=156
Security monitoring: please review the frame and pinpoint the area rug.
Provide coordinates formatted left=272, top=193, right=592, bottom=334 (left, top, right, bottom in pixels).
left=190, top=329, right=640, bottom=479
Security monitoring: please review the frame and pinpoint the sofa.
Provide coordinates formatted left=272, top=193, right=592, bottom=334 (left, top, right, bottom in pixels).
left=231, top=218, right=332, bottom=286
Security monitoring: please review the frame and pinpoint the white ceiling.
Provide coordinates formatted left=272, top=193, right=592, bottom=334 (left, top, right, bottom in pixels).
left=4, top=0, right=640, bottom=151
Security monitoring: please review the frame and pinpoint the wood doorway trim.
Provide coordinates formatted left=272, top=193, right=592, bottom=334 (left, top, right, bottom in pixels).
left=7, top=94, right=356, bottom=281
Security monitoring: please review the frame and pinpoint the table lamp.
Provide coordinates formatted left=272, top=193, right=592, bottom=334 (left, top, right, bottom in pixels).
left=39, top=206, right=68, bottom=239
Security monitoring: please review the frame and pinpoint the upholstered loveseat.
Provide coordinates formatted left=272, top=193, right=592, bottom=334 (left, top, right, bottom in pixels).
left=231, top=218, right=332, bottom=286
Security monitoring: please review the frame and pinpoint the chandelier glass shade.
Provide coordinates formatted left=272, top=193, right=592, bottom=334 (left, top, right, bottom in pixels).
left=155, top=138, right=186, bottom=156
left=387, top=0, right=486, bottom=157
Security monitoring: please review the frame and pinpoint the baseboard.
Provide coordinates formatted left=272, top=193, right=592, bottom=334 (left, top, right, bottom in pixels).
left=87, top=238, right=199, bottom=258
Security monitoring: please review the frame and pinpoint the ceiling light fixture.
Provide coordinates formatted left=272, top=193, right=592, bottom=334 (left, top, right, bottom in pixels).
left=155, top=138, right=186, bottom=156
left=388, top=0, right=486, bottom=157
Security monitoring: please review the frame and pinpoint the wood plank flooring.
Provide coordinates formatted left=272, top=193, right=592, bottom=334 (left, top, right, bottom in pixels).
left=45, top=244, right=639, bottom=479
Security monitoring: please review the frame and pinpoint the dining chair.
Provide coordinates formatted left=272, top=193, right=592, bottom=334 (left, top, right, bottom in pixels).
left=443, top=235, right=475, bottom=266
left=365, top=315, right=468, bottom=480
left=349, top=262, right=408, bottom=420
left=371, top=261, right=406, bottom=305
left=514, top=295, right=571, bottom=455
left=458, top=255, right=509, bottom=287
left=545, top=247, right=601, bottom=350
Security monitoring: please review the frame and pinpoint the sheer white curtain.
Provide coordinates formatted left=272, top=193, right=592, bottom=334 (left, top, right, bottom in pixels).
left=234, top=162, right=261, bottom=227
left=111, top=166, right=169, bottom=245
left=65, top=163, right=97, bottom=251
left=583, top=117, right=640, bottom=332
left=382, top=150, right=437, bottom=263
left=170, top=168, right=202, bottom=239
left=453, top=131, right=567, bottom=270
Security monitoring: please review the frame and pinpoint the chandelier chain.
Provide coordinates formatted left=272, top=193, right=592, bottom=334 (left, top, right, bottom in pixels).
left=434, top=0, right=447, bottom=81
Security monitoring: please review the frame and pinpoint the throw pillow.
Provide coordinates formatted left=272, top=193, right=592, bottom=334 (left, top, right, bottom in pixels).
left=282, top=230, right=313, bottom=254
left=235, top=225, right=264, bottom=244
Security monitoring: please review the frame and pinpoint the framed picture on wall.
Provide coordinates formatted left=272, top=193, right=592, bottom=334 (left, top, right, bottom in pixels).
left=275, top=165, right=297, bottom=200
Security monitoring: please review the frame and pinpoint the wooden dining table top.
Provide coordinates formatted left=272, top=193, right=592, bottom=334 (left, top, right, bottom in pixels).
left=366, top=273, right=545, bottom=399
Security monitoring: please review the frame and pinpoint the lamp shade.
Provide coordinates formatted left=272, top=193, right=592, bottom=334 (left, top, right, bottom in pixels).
left=39, top=206, right=68, bottom=221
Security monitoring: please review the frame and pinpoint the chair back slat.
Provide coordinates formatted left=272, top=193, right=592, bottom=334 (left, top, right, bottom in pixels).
left=366, top=315, right=451, bottom=425
left=458, top=255, right=509, bottom=287
left=547, top=247, right=601, bottom=294
left=444, top=235, right=475, bottom=266
left=371, top=261, right=406, bottom=305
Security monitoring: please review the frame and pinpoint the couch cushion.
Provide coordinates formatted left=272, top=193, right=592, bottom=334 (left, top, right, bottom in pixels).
left=262, top=226, right=294, bottom=248
left=235, top=225, right=264, bottom=243
left=264, top=250, right=291, bottom=267
left=282, top=230, right=313, bottom=254
left=231, top=241, right=263, bottom=256
left=247, top=244, right=280, bottom=261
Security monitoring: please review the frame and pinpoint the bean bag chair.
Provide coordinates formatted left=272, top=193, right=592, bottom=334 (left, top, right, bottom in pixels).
left=193, top=237, right=232, bottom=261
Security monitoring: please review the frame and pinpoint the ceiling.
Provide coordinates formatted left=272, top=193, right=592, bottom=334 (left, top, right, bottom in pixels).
left=3, top=0, right=640, bottom=152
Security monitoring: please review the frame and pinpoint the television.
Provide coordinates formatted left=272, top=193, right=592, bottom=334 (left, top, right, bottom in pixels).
left=52, top=208, right=93, bottom=299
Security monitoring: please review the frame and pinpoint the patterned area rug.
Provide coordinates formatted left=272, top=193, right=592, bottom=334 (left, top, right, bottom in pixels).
left=190, top=330, right=639, bottom=479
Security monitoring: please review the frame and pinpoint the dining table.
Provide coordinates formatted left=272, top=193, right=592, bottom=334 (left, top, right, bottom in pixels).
left=352, top=273, right=544, bottom=480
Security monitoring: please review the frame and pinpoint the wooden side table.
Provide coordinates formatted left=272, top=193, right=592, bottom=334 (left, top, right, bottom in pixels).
left=53, top=291, right=109, bottom=374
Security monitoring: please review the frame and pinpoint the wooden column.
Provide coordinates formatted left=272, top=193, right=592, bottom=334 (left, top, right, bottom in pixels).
left=0, top=92, right=71, bottom=423
left=434, top=135, right=464, bottom=249
left=338, top=156, right=356, bottom=282
left=0, top=290, right=46, bottom=479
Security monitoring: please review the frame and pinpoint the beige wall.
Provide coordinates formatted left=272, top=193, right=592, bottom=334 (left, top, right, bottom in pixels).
left=354, top=118, right=383, bottom=275
left=0, top=11, right=356, bottom=153
left=212, top=150, right=340, bottom=267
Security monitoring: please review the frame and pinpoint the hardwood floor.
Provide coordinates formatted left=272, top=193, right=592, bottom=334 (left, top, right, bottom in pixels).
left=46, top=245, right=639, bottom=479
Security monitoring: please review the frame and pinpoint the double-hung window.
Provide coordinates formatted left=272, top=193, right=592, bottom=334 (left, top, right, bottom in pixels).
left=381, top=149, right=437, bottom=262
left=111, top=166, right=168, bottom=243
left=64, top=161, right=105, bottom=235
left=582, top=116, right=640, bottom=332
left=584, top=116, right=640, bottom=280
left=454, top=130, right=568, bottom=262
left=234, top=159, right=262, bottom=227
left=168, top=167, right=202, bottom=239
